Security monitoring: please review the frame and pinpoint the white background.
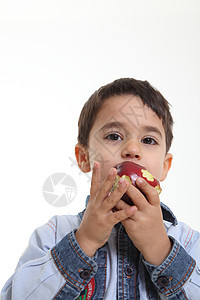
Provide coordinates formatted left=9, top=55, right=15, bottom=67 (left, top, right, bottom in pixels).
left=0, top=0, right=200, bottom=290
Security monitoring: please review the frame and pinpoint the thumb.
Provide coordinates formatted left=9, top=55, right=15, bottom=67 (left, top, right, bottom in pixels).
left=89, top=161, right=101, bottom=200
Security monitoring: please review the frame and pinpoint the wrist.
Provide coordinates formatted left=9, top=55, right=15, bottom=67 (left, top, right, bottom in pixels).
left=142, top=236, right=172, bottom=265
left=75, top=229, right=99, bottom=257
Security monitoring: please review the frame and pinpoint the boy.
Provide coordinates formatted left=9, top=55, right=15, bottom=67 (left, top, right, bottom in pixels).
left=2, top=78, right=200, bottom=299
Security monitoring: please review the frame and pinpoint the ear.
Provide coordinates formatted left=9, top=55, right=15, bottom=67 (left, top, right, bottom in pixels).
left=75, top=143, right=91, bottom=173
left=160, top=153, right=173, bottom=182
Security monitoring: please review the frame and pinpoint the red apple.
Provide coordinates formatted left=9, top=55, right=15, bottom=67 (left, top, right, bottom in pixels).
left=112, top=161, right=162, bottom=205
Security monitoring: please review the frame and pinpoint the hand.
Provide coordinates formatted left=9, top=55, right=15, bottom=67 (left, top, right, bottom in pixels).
left=115, top=177, right=172, bottom=265
left=75, top=162, right=137, bottom=257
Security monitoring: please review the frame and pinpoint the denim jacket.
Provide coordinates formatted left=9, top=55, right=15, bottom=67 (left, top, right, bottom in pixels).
left=1, top=197, right=200, bottom=299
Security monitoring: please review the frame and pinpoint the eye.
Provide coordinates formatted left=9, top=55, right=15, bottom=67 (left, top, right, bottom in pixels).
left=105, top=133, right=123, bottom=141
left=142, top=137, right=158, bottom=145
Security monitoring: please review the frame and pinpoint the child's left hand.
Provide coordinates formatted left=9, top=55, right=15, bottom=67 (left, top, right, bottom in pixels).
left=115, top=177, right=172, bottom=265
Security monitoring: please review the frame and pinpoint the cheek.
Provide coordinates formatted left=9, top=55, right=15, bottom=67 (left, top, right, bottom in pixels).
left=88, top=143, right=102, bottom=165
left=146, top=151, right=166, bottom=180
left=146, top=162, right=164, bottom=181
left=99, top=161, right=115, bottom=182
left=88, top=145, right=115, bottom=177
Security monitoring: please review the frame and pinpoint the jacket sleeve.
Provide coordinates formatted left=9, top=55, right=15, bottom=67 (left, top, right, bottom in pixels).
left=143, top=223, right=200, bottom=299
left=1, top=216, right=98, bottom=300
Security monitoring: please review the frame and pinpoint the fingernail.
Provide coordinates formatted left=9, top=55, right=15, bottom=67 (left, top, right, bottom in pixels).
left=119, top=178, right=126, bottom=188
left=130, top=206, right=136, bottom=212
left=93, top=162, right=99, bottom=170
left=110, top=168, right=116, bottom=176
left=137, top=177, right=144, bottom=184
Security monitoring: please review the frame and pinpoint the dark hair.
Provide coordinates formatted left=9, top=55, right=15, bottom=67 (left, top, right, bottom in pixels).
left=78, top=78, right=173, bottom=153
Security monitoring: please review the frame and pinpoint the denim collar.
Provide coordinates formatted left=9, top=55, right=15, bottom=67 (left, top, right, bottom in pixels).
left=79, top=195, right=177, bottom=226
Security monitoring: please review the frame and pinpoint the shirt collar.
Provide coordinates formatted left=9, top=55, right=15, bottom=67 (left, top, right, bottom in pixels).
left=78, top=195, right=177, bottom=226
left=160, top=201, right=177, bottom=225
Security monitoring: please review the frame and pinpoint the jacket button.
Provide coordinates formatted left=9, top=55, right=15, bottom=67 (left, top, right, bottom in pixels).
left=124, top=265, right=134, bottom=276
left=196, top=265, right=200, bottom=274
left=80, top=269, right=91, bottom=280
left=157, top=276, right=170, bottom=287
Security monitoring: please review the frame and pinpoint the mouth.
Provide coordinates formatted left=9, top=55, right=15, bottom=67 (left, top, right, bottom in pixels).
left=112, top=160, right=162, bottom=205
left=115, top=160, right=146, bottom=169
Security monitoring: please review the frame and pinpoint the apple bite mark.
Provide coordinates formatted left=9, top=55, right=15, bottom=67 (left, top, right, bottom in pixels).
left=111, top=175, right=132, bottom=191
left=155, top=185, right=162, bottom=194
left=141, top=169, right=154, bottom=182
left=112, top=161, right=162, bottom=205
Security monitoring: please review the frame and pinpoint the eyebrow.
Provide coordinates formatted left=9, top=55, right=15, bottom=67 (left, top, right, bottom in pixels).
left=142, top=126, right=163, bottom=138
left=99, top=122, right=163, bottom=139
left=98, top=121, right=125, bottom=132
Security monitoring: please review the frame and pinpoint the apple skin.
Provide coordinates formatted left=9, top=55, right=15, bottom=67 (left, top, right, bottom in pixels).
left=112, top=161, right=162, bottom=205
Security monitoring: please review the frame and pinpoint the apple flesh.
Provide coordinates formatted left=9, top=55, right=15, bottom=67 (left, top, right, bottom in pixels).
left=112, top=161, right=162, bottom=205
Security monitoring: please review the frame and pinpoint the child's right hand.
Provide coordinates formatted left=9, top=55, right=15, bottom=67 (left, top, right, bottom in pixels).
left=75, top=161, right=136, bottom=257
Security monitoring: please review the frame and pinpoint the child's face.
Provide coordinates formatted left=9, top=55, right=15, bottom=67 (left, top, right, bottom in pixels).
left=79, top=95, right=172, bottom=183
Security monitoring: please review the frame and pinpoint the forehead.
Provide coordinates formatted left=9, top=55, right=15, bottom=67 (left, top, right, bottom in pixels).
left=93, top=94, right=164, bottom=132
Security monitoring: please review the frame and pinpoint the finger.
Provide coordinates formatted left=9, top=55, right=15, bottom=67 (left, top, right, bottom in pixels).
left=136, top=177, right=160, bottom=206
left=125, top=184, right=149, bottom=210
left=102, top=178, right=129, bottom=211
left=115, top=199, right=131, bottom=211
left=89, top=161, right=101, bottom=200
left=97, top=167, right=117, bottom=202
left=109, top=206, right=137, bottom=225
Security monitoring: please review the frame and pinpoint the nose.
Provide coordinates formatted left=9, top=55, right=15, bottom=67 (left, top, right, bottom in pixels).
left=121, top=138, right=141, bottom=160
